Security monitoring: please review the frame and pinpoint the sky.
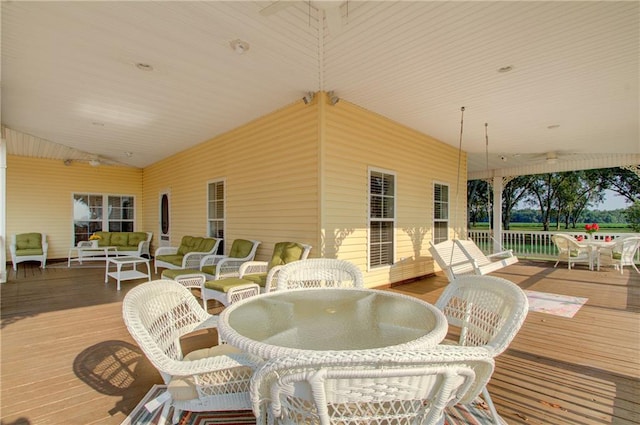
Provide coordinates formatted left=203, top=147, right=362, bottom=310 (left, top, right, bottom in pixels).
left=593, top=189, right=631, bottom=211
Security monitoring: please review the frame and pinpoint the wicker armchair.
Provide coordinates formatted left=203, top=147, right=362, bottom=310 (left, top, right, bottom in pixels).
left=250, top=346, right=494, bottom=425
left=10, top=232, right=48, bottom=273
left=161, top=239, right=261, bottom=281
left=597, top=235, right=640, bottom=274
left=275, top=258, right=364, bottom=291
left=551, top=234, right=592, bottom=270
left=435, top=275, right=529, bottom=424
left=154, top=236, right=221, bottom=274
left=122, top=280, right=263, bottom=425
left=174, top=273, right=260, bottom=310
left=201, top=242, right=312, bottom=307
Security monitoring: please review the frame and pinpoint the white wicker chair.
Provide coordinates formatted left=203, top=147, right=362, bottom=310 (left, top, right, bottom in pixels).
left=250, top=346, right=495, bottom=425
left=122, top=280, right=263, bottom=425
left=597, top=235, right=640, bottom=274
left=154, top=237, right=221, bottom=274
left=551, top=233, right=592, bottom=270
left=428, top=239, right=518, bottom=282
left=435, top=275, right=529, bottom=424
left=275, top=258, right=364, bottom=291
left=161, top=239, right=261, bottom=281
left=201, top=242, right=312, bottom=307
left=10, top=232, right=48, bottom=273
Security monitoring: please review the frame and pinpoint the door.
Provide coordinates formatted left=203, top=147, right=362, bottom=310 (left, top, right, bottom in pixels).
left=159, top=191, right=170, bottom=247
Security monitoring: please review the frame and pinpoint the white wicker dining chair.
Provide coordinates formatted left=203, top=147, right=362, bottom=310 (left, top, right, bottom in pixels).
left=275, top=258, right=364, bottom=291
left=551, top=233, right=592, bottom=270
left=250, top=346, right=494, bottom=425
left=122, top=280, right=263, bottom=425
left=597, top=235, right=640, bottom=274
left=435, top=275, right=529, bottom=425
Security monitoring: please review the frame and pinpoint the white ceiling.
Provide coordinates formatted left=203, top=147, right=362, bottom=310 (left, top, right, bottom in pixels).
left=2, top=1, right=639, bottom=176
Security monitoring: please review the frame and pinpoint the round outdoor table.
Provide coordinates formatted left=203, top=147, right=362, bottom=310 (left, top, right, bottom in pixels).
left=218, top=287, right=448, bottom=359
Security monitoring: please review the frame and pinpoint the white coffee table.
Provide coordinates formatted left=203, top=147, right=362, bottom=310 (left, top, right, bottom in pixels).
left=105, top=256, right=151, bottom=290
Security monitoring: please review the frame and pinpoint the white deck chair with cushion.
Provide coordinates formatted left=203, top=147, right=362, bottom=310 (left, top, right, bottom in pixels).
left=597, top=235, right=640, bottom=274
left=551, top=233, right=592, bottom=270
left=10, top=232, right=48, bottom=274
left=174, top=273, right=261, bottom=310
left=201, top=242, right=312, bottom=307
left=250, top=346, right=494, bottom=425
left=429, top=239, right=518, bottom=282
left=122, top=280, right=263, bottom=425
left=275, top=258, right=364, bottom=291
left=435, top=275, right=529, bottom=424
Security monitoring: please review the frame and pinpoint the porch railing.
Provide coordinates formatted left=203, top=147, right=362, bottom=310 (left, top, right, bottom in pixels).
left=468, top=229, right=640, bottom=262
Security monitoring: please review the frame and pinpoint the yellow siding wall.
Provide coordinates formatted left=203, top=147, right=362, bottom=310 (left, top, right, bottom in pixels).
left=142, top=101, right=320, bottom=261
left=320, top=93, right=467, bottom=287
left=6, top=156, right=143, bottom=260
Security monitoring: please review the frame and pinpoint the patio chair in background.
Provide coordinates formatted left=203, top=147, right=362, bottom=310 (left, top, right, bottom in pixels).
left=200, top=242, right=312, bottom=307
left=275, top=258, right=364, bottom=291
left=551, top=233, right=591, bottom=270
left=154, top=236, right=221, bottom=274
left=250, top=346, right=494, bottom=425
left=597, top=235, right=640, bottom=274
left=435, top=274, right=529, bottom=424
left=429, top=238, right=518, bottom=282
left=10, top=232, right=48, bottom=274
left=161, top=239, right=261, bottom=280
left=122, top=280, right=263, bottom=425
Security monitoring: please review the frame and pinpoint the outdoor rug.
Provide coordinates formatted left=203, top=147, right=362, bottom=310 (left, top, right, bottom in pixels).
left=122, top=384, right=507, bottom=425
left=524, top=290, right=588, bottom=318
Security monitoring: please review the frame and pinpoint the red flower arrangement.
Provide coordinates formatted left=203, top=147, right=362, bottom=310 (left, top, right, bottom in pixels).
left=584, top=223, right=599, bottom=235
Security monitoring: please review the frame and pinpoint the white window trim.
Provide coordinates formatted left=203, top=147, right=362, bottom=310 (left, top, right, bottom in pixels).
left=206, top=178, right=226, bottom=240
left=432, top=181, right=450, bottom=243
left=72, top=193, right=136, bottom=244
left=368, top=167, right=397, bottom=271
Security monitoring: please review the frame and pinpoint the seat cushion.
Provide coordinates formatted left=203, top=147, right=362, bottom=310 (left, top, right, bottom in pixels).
left=93, top=231, right=111, bottom=246
left=167, top=344, right=250, bottom=401
left=229, top=239, right=254, bottom=259
left=110, top=232, right=129, bottom=247
left=268, top=242, right=305, bottom=270
left=16, top=233, right=42, bottom=250
left=161, top=268, right=200, bottom=279
left=201, top=264, right=217, bottom=275
left=205, top=276, right=265, bottom=292
left=128, top=232, right=148, bottom=246
left=155, top=254, right=185, bottom=267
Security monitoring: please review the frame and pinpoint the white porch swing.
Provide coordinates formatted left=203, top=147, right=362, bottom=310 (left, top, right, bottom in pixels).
left=429, top=108, right=518, bottom=282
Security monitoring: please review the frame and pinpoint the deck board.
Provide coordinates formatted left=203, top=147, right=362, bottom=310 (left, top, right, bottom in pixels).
left=1, top=259, right=638, bottom=424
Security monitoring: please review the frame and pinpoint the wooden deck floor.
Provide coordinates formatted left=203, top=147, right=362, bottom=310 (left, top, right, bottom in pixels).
left=1, top=259, right=638, bottom=425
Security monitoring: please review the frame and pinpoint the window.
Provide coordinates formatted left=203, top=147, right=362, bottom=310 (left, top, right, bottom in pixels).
left=433, top=183, right=449, bottom=244
left=369, top=169, right=395, bottom=268
left=207, top=180, right=225, bottom=240
left=73, top=194, right=135, bottom=244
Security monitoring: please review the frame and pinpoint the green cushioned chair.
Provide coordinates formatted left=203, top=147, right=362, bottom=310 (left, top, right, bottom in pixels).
left=10, top=232, right=48, bottom=274
left=161, top=239, right=261, bottom=281
left=154, top=236, right=222, bottom=274
left=201, top=241, right=312, bottom=307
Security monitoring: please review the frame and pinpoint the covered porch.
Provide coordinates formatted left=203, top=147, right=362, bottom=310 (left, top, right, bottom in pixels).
left=1, top=259, right=638, bottom=425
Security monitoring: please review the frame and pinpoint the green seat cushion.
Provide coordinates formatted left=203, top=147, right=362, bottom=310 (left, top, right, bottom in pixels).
left=16, top=233, right=42, bottom=251
left=205, top=277, right=258, bottom=292
left=268, top=242, right=305, bottom=270
left=128, top=232, right=148, bottom=246
left=109, top=232, right=129, bottom=247
left=94, top=231, right=111, bottom=246
left=155, top=254, right=185, bottom=267
left=196, top=238, right=217, bottom=253
left=16, top=248, right=44, bottom=256
left=612, top=252, right=622, bottom=260
left=229, top=239, right=254, bottom=258
left=239, top=273, right=267, bottom=287
left=177, top=236, right=217, bottom=255
left=161, top=269, right=200, bottom=279
left=201, top=265, right=217, bottom=275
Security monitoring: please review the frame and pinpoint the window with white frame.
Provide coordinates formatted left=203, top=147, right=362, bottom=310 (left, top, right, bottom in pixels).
left=433, top=183, right=449, bottom=244
left=73, top=194, right=135, bottom=244
left=369, top=169, right=395, bottom=268
left=207, top=180, right=225, bottom=242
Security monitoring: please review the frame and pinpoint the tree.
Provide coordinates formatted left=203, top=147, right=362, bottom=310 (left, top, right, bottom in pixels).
left=467, top=180, right=490, bottom=226
left=625, top=201, right=640, bottom=232
left=502, top=175, right=534, bottom=230
left=598, top=167, right=640, bottom=203
left=525, top=173, right=569, bottom=231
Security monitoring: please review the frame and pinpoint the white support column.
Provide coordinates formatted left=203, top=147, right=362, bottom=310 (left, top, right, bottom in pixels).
left=492, top=176, right=503, bottom=254
left=1, top=137, right=7, bottom=283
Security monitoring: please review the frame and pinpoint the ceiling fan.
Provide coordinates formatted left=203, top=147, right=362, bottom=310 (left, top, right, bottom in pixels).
left=518, top=151, right=579, bottom=164
left=259, top=1, right=347, bottom=36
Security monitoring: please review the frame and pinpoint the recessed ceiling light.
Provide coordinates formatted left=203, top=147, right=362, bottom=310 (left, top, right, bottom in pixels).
left=497, top=65, right=514, bottom=73
left=547, top=124, right=560, bottom=129
left=92, top=121, right=105, bottom=126
left=135, top=62, right=154, bottom=71
left=124, top=151, right=133, bottom=158
left=230, top=39, right=250, bottom=55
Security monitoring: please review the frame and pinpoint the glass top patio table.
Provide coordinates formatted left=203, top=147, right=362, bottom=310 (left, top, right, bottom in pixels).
left=218, top=287, right=448, bottom=359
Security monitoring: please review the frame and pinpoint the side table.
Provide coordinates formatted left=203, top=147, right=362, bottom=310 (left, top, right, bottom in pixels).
left=105, top=256, right=151, bottom=290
